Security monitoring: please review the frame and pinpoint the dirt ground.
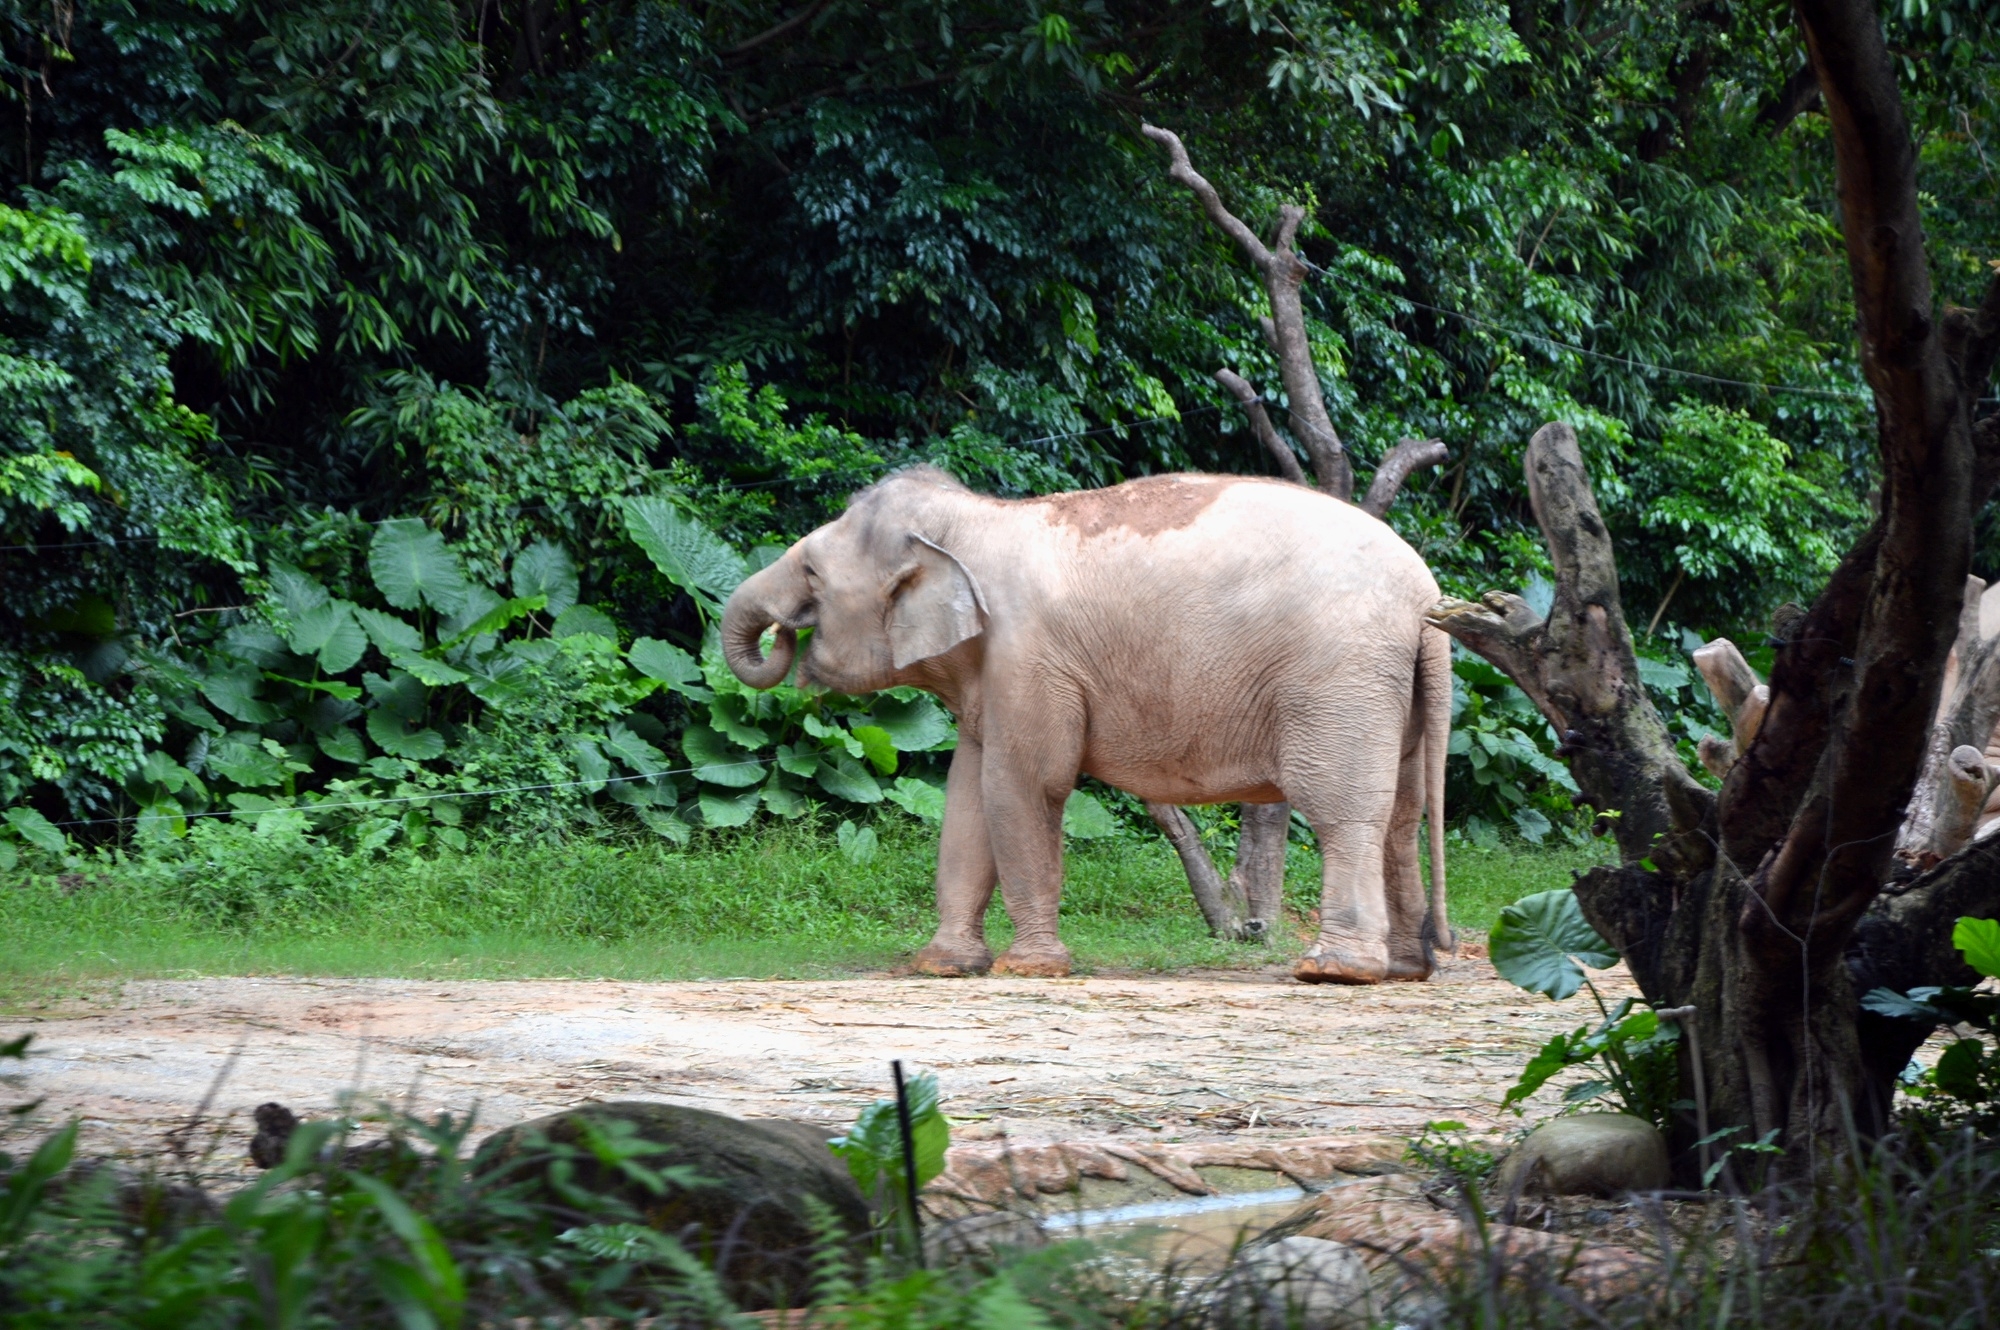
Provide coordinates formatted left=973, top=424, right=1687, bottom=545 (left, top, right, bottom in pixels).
left=5, top=953, right=1635, bottom=1176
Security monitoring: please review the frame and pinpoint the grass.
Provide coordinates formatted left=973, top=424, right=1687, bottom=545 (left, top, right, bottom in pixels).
left=0, top=815, right=1609, bottom=1002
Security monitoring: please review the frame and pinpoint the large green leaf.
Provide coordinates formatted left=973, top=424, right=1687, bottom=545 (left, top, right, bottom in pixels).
left=465, top=653, right=536, bottom=709
left=1063, top=789, right=1119, bottom=839
left=285, top=600, right=367, bottom=674
left=1953, top=917, right=2000, bottom=979
left=511, top=540, right=579, bottom=617
left=681, top=723, right=763, bottom=787
left=638, top=806, right=691, bottom=844
left=709, top=693, right=770, bottom=748
left=367, top=710, right=446, bottom=761
left=629, top=637, right=703, bottom=694
left=699, top=786, right=762, bottom=827
left=885, top=776, right=946, bottom=824
left=355, top=607, right=424, bottom=656
left=622, top=496, right=748, bottom=612
left=207, top=733, right=288, bottom=787
left=601, top=720, right=669, bottom=777
left=200, top=665, right=278, bottom=724
left=851, top=724, right=898, bottom=776
left=815, top=754, right=883, bottom=804
left=389, top=651, right=472, bottom=687
left=316, top=726, right=367, bottom=764
left=267, top=561, right=329, bottom=621
left=369, top=519, right=469, bottom=614
left=364, top=670, right=430, bottom=722
left=4, top=806, right=66, bottom=854
left=438, top=593, right=543, bottom=650
left=1489, top=888, right=1620, bottom=1000
left=867, top=694, right=955, bottom=751
left=572, top=738, right=610, bottom=792
left=830, top=1070, right=949, bottom=1198
left=552, top=604, right=619, bottom=642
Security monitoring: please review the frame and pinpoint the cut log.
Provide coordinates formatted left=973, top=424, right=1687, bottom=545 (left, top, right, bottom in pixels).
left=1897, top=576, right=2000, bottom=866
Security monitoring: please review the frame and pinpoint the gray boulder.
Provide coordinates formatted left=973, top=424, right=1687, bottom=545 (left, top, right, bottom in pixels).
left=474, top=1101, right=871, bottom=1307
left=1495, top=1112, right=1670, bottom=1198
left=1219, top=1235, right=1373, bottom=1330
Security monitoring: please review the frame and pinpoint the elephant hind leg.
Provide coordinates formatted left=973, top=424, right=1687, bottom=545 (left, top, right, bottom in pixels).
left=1286, top=720, right=1405, bottom=986
left=1383, top=691, right=1432, bottom=981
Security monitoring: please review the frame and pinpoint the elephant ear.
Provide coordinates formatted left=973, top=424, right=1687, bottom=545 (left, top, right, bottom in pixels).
left=888, top=535, right=986, bottom=669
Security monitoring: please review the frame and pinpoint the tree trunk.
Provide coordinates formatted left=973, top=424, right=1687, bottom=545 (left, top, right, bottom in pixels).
left=1143, top=126, right=1448, bottom=944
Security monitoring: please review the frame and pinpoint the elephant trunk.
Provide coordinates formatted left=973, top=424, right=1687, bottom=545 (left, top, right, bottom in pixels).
left=721, top=557, right=803, bottom=689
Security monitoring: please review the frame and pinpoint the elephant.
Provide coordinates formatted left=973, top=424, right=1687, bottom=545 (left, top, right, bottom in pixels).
left=720, top=466, right=1452, bottom=984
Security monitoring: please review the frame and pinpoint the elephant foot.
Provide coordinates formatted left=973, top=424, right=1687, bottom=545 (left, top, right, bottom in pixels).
left=991, top=944, right=1072, bottom=978
left=912, top=941, right=993, bottom=977
left=1294, top=942, right=1388, bottom=986
left=1385, top=955, right=1435, bottom=982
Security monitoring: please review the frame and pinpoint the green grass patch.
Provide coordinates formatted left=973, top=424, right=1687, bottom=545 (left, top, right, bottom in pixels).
left=2, top=816, right=1606, bottom=997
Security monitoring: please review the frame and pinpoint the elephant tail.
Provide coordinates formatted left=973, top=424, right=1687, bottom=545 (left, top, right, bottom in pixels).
left=1419, top=624, right=1455, bottom=957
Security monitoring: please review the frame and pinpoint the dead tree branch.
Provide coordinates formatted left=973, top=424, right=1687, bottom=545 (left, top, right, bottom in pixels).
left=1214, top=369, right=1307, bottom=485
left=1896, top=577, right=2000, bottom=866
left=1142, top=123, right=1352, bottom=498
left=1361, top=438, right=1449, bottom=518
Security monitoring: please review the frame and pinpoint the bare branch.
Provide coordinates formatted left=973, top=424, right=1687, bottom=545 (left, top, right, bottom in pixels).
left=1754, top=62, right=1822, bottom=135
left=1139, top=124, right=1274, bottom=270
left=1143, top=123, right=1353, bottom=498
left=1427, top=423, right=1688, bottom=871
left=723, top=0, right=833, bottom=57
left=1215, top=369, right=1307, bottom=485
left=1360, top=438, right=1448, bottom=518
left=1146, top=802, right=1249, bottom=939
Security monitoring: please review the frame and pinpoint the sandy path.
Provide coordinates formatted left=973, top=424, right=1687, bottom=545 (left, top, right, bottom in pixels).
left=6, top=955, right=1633, bottom=1173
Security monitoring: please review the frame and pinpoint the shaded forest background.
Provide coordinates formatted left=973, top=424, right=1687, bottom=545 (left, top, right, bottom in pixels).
left=1, top=0, right=1995, bottom=858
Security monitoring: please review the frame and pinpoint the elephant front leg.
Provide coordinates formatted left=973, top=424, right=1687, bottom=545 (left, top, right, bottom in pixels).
left=981, top=750, right=1074, bottom=978
left=913, top=740, right=1000, bottom=977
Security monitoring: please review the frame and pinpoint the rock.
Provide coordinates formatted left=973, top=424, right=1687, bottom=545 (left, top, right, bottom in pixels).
left=1494, top=1113, right=1670, bottom=1198
left=249, top=1101, right=298, bottom=1168
left=1218, top=1236, right=1373, bottom=1330
left=473, top=1101, right=871, bottom=1308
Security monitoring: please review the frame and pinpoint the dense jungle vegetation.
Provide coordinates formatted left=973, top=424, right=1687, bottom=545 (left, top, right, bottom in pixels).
left=1, top=0, right=1996, bottom=867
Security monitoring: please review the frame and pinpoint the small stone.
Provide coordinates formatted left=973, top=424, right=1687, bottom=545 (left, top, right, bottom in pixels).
left=1494, top=1113, right=1669, bottom=1198
left=1219, top=1235, right=1373, bottom=1330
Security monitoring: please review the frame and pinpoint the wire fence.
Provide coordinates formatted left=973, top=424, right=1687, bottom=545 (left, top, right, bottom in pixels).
left=42, top=756, right=779, bottom=832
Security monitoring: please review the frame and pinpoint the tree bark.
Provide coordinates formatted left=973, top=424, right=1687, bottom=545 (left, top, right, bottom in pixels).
left=1146, top=802, right=1248, bottom=939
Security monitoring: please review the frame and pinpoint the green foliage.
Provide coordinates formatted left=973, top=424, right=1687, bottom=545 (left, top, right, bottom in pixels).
left=1404, top=1120, right=1499, bottom=1187
left=1503, top=1000, right=1682, bottom=1130
left=0, top=0, right=1944, bottom=851
left=1449, top=649, right=1582, bottom=847
left=1865, top=916, right=2000, bottom=1131
left=830, top=1070, right=950, bottom=1259
left=1492, top=888, right=1681, bottom=1129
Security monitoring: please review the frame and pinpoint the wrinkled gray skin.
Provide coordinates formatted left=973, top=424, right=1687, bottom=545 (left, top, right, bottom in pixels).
left=721, top=467, right=1451, bottom=984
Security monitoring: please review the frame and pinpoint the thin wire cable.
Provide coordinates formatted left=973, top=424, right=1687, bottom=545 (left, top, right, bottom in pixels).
left=44, top=756, right=776, bottom=831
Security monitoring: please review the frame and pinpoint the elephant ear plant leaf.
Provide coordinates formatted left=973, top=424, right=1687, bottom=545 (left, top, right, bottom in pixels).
left=830, top=1070, right=948, bottom=1257
left=622, top=497, right=748, bottom=619
left=1490, top=887, right=1620, bottom=1001
left=1491, top=889, right=1681, bottom=1129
